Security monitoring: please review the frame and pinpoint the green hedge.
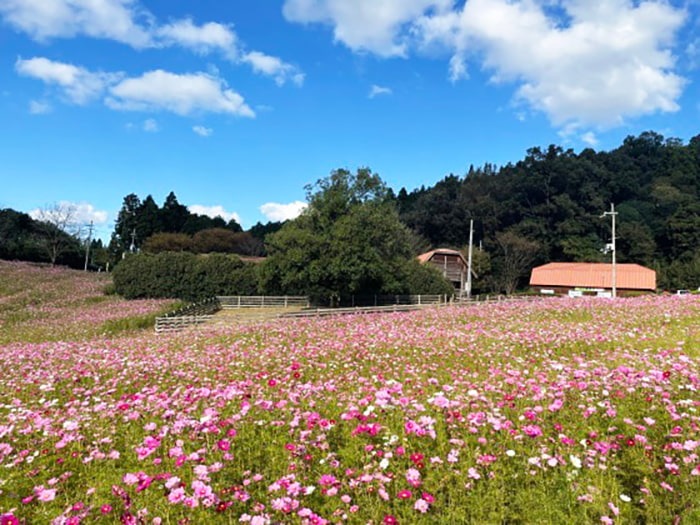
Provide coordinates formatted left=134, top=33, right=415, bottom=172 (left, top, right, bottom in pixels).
left=400, top=259, right=456, bottom=296
left=113, top=252, right=258, bottom=301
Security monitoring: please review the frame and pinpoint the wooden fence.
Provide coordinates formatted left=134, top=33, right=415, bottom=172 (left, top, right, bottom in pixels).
left=155, top=296, right=309, bottom=332
left=280, top=303, right=435, bottom=319
left=155, top=314, right=216, bottom=333
left=217, top=296, right=310, bottom=309
left=155, top=294, right=539, bottom=333
left=155, top=297, right=221, bottom=333
left=453, top=294, right=542, bottom=304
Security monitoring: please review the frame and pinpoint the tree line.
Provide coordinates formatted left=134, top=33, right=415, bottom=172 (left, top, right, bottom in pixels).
left=0, top=205, right=103, bottom=268
left=2, top=130, right=699, bottom=294
left=112, top=169, right=455, bottom=302
left=393, top=131, right=700, bottom=291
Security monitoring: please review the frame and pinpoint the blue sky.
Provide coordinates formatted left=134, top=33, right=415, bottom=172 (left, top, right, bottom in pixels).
left=1, top=0, right=698, bottom=241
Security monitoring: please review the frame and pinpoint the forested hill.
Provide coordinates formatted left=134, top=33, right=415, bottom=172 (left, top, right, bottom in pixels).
left=394, top=131, right=700, bottom=289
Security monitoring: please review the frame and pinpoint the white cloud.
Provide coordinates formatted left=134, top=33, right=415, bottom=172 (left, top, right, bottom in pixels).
left=2, top=1, right=303, bottom=86
left=143, top=118, right=159, bottom=132
left=29, top=200, right=109, bottom=226
left=190, top=204, right=240, bottom=224
left=18, top=58, right=256, bottom=118
left=154, top=21, right=305, bottom=86
left=687, top=38, right=700, bottom=69
left=283, top=0, right=453, bottom=57
left=369, top=84, right=392, bottom=98
left=155, top=18, right=238, bottom=58
left=0, top=0, right=152, bottom=47
left=420, top=0, right=688, bottom=129
left=284, top=0, right=688, bottom=130
left=242, top=51, right=305, bottom=86
left=106, top=70, right=255, bottom=117
left=260, top=200, right=308, bottom=222
left=73, top=202, right=109, bottom=225
left=15, top=57, right=121, bottom=104
left=193, top=125, right=213, bottom=137
left=448, top=54, right=467, bottom=83
left=581, top=131, right=598, bottom=147
left=29, top=99, right=52, bottom=114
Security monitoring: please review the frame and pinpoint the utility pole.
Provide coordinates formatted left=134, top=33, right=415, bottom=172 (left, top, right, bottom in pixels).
left=129, top=228, right=137, bottom=253
left=84, top=221, right=94, bottom=271
left=601, top=203, right=618, bottom=298
left=466, top=219, right=474, bottom=299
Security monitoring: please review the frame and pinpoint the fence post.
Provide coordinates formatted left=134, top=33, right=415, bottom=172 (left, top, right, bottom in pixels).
left=262, top=296, right=265, bottom=307
left=418, top=295, right=421, bottom=305
left=237, top=296, right=241, bottom=308
left=284, top=296, right=288, bottom=308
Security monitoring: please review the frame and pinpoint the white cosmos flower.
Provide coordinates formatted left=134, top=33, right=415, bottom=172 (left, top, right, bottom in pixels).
left=569, top=455, right=582, bottom=469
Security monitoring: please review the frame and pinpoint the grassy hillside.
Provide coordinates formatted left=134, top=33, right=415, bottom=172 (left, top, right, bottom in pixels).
left=0, top=261, right=177, bottom=343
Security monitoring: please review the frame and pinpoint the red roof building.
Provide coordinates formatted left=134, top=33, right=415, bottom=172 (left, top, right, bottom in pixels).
left=530, top=262, right=656, bottom=295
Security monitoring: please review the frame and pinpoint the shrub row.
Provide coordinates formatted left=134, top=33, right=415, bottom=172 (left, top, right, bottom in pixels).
left=113, top=252, right=258, bottom=301
left=114, top=252, right=455, bottom=303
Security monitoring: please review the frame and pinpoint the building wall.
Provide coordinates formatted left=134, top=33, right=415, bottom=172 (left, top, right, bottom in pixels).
left=532, top=286, right=654, bottom=297
left=428, top=254, right=465, bottom=289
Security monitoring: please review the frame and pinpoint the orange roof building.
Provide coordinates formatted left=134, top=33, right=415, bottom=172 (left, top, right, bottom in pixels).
left=530, top=262, right=656, bottom=295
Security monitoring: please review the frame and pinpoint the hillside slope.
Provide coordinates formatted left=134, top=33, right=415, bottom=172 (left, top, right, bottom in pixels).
left=0, top=261, right=176, bottom=343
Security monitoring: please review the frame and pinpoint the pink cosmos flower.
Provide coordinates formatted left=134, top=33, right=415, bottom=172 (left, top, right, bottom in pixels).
left=397, top=490, right=412, bottom=499
left=165, top=476, right=181, bottom=489
left=522, top=425, right=543, bottom=437
left=414, top=498, right=430, bottom=513
left=123, top=473, right=139, bottom=485
left=548, top=399, right=563, bottom=412
left=1, top=514, right=19, bottom=525
left=319, top=475, right=336, bottom=486
left=168, top=487, right=185, bottom=503
left=183, top=497, right=199, bottom=508
left=36, top=488, right=57, bottom=502
left=406, top=468, right=421, bottom=486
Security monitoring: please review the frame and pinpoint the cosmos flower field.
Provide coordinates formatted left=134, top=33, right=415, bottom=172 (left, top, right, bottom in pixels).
left=1, top=269, right=700, bottom=524
left=0, top=261, right=176, bottom=344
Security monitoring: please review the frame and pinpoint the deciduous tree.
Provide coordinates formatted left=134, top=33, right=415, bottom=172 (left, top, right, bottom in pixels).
left=34, top=203, right=80, bottom=267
